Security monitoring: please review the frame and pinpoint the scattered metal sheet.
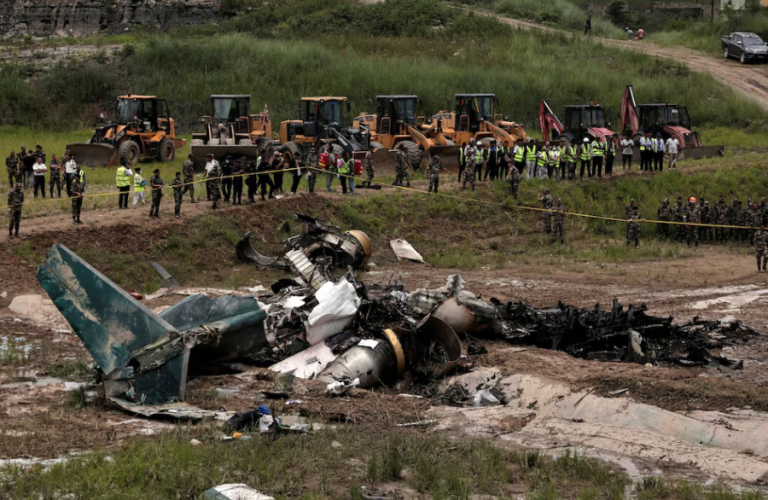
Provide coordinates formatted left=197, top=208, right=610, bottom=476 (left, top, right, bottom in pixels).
left=202, top=484, right=274, bottom=500
left=108, top=399, right=232, bottom=422
left=390, top=239, right=424, bottom=263
left=305, top=278, right=361, bottom=345
left=150, top=261, right=180, bottom=289
left=270, top=341, right=338, bottom=380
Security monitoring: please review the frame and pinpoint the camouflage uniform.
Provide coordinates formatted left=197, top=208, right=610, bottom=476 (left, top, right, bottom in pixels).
left=363, top=151, right=374, bottom=187
left=6, top=154, right=19, bottom=187
left=71, top=177, right=84, bottom=223
left=462, top=144, right=478, bottom=191
left=672, top=201, right=686, bottom=242
left=208, top=163, right=222, bottom=208
left=541, top=193, right=554, bottom=234
left=715, top=203, right=729, bottom=244
left=507, top=163, right=521, bottom=201
left=427, top=157, right=444, bottom=194
left=7, top=189, right=23, bottom=237
left=552, top=202, right=566, bottom=244
left=685, top=204, right=700, bottom=247
left=394, top=150, right=410, bottom=187
left=759, top=200, right=768, bottom=227
left=149, top=174, right=164, bottom=217
left=699, top=202, right=713, bottom=243
left=172, top=177, right=183, bottom=217
left=627, top=211, right=642, bottom=247
left=306, top=152, right=318, bottom=193
left=736, top=204, right=748, bottom=243
left=726, top=201, right=739, bottom=243
left=656, top=201, right=671, bottom=239
left=182, top=159, right=196, bottom=201
left=750, top=207, right=762, bottom=240
left=48, top=160, right=62, bottom=198
left=755, top=229, right=768, bottom=272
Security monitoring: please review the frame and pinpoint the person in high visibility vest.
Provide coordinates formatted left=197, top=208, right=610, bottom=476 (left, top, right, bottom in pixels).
left=579, top=137, right=591, bottom=180
left=557, top=141, right=566, bottom=182
left=548, top=144, right=559, bottom=180
left=591, top=137, right=604, bottom=178
left=525, top=139, right=537, bottom=180
left=513, top=138, right=525, bottom=177
left=457, top=142, right=467, bottom=182
left=116, top=163, right=133, bottom=209
left=338, top=151, right=352, bottom=195
left=535, top=145, right=548, bottom=179
left=132, top=167, right=146, bottom=207
left=564, top=141, right=577, bottom=181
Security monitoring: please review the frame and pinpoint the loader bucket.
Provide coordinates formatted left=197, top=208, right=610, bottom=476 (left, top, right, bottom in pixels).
left=679, top=145, right=724, bottom=161
left=66, top=143, right=118, bottom=167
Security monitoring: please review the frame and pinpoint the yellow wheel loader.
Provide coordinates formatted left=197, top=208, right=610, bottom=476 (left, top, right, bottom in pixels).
left=67, top=95, right=186, bottom=167
left=190, top=95, right=274, bottom=167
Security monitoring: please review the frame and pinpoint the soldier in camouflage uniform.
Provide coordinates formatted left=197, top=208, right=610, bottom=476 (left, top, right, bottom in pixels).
left=462, top=139, right=478, bottom=191
left=149, top=169, right=164, bottom=218
left=749, top=203, right=762, bottom=243
left=208, top=159, right=223, bottom=209
left=672, top=197, right=685, bottom=242
left=71, top=175, right=84, bottom=225
left=727, top=199, right=739, bottom=243
left=506, top=155, right=521, bottom=202
left=736, top=201, right=747, bottom=243
left=427, top=155, right=444, bottom=194
left=552, top=198, right=566, bottom=244
left=699, top=200, right=713, bottom=243
left=7, top=184, right=23, bottom=238
left=715, top=199, right=729, bottom=244
left=362, top=146, right=375, bottom=187
left=182, top=153, right=197, bottom=202
left=755, top=225, right=768, bottom=272
left=759, top=198, right=768, bottom=227
left=393, top=143, right=411, bottom=188
left=685, top=198, right=700, bottom=247
left=306, top=147, right=318, bottom=194
left=171, top=172, right=183, bottom=219
left=656, top=198, right=671, bottom=239
left=627, top=206, right=642, bottom=248
left=539, top=189, right=554, bottom=235
left=6, top=150, right=19, bottom=187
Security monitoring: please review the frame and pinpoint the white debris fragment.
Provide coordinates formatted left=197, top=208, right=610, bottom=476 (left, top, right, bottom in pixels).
left=390, top=239, right=424, bottom=263
left=305, top=278, right=361, bottom=345
left=202, top=484, right=275, bottom=500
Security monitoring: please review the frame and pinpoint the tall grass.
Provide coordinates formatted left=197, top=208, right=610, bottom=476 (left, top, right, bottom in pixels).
left=0, top=0, right=765, bottom=135
left=458, top=0, right=625, bottom=38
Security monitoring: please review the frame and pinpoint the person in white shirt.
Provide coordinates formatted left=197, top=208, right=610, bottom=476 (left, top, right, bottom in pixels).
left=32, top=157, right=48, bottom=198
left=64, top=154, right=77, bottom=197
left=204, top=153, right=220, bottom=201
left=620, top=134, right=634, bottom=171
left=665, top=137, right=679, bottom=171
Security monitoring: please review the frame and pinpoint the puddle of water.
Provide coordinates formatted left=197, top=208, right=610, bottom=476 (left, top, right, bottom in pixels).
left=690, top=289, right=768, bottom=311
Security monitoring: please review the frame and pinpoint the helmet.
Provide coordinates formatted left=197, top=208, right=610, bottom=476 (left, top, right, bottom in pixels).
left=583, top=138, right=589, bottom=143
left=689, top=197, right=696, bottom=203
left=469, top=138, right=476, bottom=145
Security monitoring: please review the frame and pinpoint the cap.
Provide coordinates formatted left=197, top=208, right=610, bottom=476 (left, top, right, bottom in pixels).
left=704, top=201, right=709, bottom=205
left=432, top=155, right=439, bottom=160
left=689, top=197, right=696, bottom=203
left=154, top=168, right=161, bottom=173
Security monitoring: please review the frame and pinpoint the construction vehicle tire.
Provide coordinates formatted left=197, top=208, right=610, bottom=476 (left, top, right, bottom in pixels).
left=190, top=139, right=204, bottom=146
left=283, top=141, right=302, bottom=161
left=159, top=137, right=175, bottom=163
left=238, top=139, right=253, bottom=146
left=255, top=137, right=274, bottom=152
left=119, top=140, right=141, bottom=166
left=400, top=140, right=422, bottom=170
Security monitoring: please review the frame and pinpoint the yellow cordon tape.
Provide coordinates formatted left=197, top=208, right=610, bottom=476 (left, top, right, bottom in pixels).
left=0, top=164, right=759, bottom=231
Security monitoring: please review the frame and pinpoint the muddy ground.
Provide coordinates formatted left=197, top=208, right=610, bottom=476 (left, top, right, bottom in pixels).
left=3, top=189, right=768, bottom=492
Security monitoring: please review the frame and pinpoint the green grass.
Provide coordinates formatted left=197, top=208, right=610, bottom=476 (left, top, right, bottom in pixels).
left=0, top=0, right=766, bottom=137
left=47, top=360, right=91, bottom=382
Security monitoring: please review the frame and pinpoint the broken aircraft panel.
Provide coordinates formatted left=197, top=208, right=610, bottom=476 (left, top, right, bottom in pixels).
left=236, top=213, right=373, bottom=288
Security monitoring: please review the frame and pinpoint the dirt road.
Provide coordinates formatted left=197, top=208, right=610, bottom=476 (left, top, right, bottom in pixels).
left=467, top=8, right=768, bottom=113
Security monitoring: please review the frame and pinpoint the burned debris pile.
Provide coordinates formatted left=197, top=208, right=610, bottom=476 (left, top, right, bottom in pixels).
left=36, top=214, right=756, bottom=418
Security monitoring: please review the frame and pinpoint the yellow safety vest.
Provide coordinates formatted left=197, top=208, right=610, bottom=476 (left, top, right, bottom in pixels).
left=536, top=152, right=547, bottom=166
left=116, top=166, right=130, bottom=188
left=475, top=150, right=484, bottom=165
left=565, top=146, right=576, bottom=162
left=338, top=159, right=352, bottom=175
left=581, top=144, right=592, bottom=160
left=592, top=141, right=604, bottom=157
left=640, top=138, right=647, bottom=151
left=134, top=174, right=145, bottom=192
left=514, top=146, right=524, bottom=162
left=459, top=149, right=465, bottom=163
left=525, top=145, right=536, bottom=161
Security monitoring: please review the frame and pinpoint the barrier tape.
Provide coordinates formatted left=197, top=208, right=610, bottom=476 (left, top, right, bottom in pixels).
left=1, top=164, right=762, bottom=231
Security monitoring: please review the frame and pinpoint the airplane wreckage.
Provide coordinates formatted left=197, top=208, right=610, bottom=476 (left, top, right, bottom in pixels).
left=37, top=213, right=756, bottom=417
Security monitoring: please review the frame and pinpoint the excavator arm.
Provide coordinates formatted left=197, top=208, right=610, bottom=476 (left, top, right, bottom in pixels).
left=621, top=85, right=639, bottom=136
left=539, top=100, right=563, bottom=142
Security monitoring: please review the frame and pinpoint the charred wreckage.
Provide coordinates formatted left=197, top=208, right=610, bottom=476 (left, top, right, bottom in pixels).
left=37, top=213, right=754, bottom=416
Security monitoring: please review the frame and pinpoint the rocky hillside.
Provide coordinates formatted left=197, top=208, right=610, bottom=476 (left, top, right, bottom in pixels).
left=1, top=0, right=221, bottom=37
